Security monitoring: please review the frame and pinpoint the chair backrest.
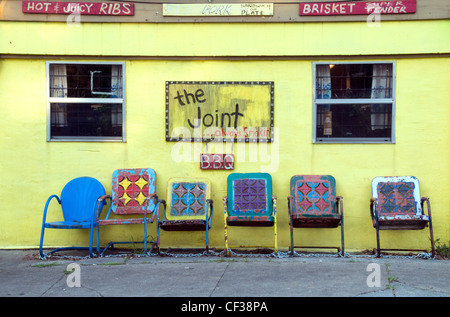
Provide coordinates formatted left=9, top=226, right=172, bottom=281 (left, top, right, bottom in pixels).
left=226, top=173, right=273, bottom=217
left=165, top=178, right=211, bottom=221
left=372, top=176, right=422, bottom=217
left=60, top=177, right=106, bottom=222
left=290, top=175, right=337, bottom=216
left=111, top=168, right=157, bottom=215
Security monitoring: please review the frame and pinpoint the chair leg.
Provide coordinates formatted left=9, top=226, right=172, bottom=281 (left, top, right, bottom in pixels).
left=224, top=220, right=230, bottom=257
left=375, top=219, right=381, bottom=258
left=340, top=217, right=345, bottom=256
left=274, top=217, right=278, bottom=255
left=89, top=225, right=94, bottom=258
left=205, top=223, right=209, bottom=254
left=39, top=225, right=46, bottom=258
left=289, top=219, right=294, bottom=256
left=144, top=220, right=148, bottom=254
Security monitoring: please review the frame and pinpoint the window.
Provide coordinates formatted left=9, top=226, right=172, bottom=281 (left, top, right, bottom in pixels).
left=47, top=62, right=125, bottom=141
left=313, top=62, right=395, bottom=143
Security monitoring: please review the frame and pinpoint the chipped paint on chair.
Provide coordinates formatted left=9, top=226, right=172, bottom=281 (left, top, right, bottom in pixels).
left=370, top=176, right=435, bottom=257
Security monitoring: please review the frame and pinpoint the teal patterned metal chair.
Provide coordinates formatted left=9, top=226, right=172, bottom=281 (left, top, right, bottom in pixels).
left=223, top=173, right=277, bottom=256
left=370, top=176, right=435, bottom=257
left=288, top=175, right=344, bottom=255
left=158, top=177, right=213, bottom=253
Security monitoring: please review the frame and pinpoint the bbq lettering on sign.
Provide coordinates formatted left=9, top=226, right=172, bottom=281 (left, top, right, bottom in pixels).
left=299, top=0, right=416, bottom=16
left=22, top=1, right=135, bottom=15
left=200, top=154, right=235, bottom=170
left=166, top=82, right=274, bottom=143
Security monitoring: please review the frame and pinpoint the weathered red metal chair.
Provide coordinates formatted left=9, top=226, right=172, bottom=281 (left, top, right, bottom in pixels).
left=158, top=177, right=213, bottom=254
left=288, top=175, right=344, bottom=255
left=370, top=176, right=435, bottom=257
left=223, top=173, right=277, bottom=256
left=97, top=168, right=162, bottom=255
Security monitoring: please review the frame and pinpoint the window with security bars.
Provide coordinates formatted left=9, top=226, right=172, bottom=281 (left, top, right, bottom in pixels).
left=47, top=62, right=125, bottom=141
left=313, top=62, right=394, bottom=143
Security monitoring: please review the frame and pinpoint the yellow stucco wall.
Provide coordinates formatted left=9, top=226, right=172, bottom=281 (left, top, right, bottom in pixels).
left=0, top=20, right=449, bottom=253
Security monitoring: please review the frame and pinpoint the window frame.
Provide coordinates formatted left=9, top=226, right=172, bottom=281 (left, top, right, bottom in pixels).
left=46, top=61, right=126, bottom=142
left=312, top=61, right=396, bottom=144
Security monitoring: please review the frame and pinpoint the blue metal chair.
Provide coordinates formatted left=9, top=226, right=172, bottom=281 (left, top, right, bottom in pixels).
left=39, top=177, right=107, bottom=258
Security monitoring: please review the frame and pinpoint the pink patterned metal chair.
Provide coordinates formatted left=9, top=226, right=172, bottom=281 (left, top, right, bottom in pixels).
left=288, top=175, right=344, bottom=255
left=97, top=168, right=162, bottom=255
left=370, top=176, right=435, bottom=257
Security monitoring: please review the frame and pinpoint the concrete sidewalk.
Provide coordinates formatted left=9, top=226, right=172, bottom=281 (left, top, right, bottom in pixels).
left=0, top=249, right=448, bottom=301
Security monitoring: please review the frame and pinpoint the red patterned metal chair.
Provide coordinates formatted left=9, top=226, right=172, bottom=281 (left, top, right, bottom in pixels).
left=97, top=168, right=162, bottom=255
left=223, top=173, right=277, bottom=256
left=370, top=176, right=435, bottom=257
left=158, top=177, right=213, bottom=254
left=288, top=175, right=344, bottom=255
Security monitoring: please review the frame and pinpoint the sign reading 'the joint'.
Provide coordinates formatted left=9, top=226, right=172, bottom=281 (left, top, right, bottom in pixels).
left=166, top=82, right=274, bottom=143
left=163, top=3, right=273, bottom=16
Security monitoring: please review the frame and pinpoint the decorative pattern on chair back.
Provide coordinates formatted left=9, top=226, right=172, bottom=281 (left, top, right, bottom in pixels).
left=227, top=173, right=273, bottom=217
left=111, top=168, right=157, bottom=215
left=166, top=178, right=211, bottom=221
left=61, top=177, right=106, bottom=222
left=372, top=176, right=421, bottom=217
left=290, top=175, right=336, bottom=216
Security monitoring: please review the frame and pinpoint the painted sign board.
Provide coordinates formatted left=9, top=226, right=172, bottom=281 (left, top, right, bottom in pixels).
left=299, top=0, right=416, bottom=16
left=166, top=81, right=274, bottom=142
left=200, top=154, right=235, bottom=170
left=163, top=3, right=274, bottom=16
left=22, top=1, right=135, bottom=15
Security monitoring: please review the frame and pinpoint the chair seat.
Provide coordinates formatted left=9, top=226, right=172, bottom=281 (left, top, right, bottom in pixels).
left=98, top=218, right=150, bottom=226
left=291, top=213, right=341, bottom=228
left=160, top=219, right=208, bottom=231
left=227, top=215, right=274, bottom=227
left=44, top=221, right=97, bottom=229
left=373, top=215, right=429, bottom=230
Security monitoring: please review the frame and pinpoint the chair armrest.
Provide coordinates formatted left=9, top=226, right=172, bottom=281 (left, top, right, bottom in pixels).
left=42, top=195, right=61, bottom=224
left=421, top=197, right=431, bottom=217
left=336, top=196, right=343, bottom=217
left=149, top=195, right=165, bottom=223
left=272, top=195, right=277, bottom=216
left=222, top=196, right=228, bottom=213
left=287, top=195, right=293, bottom=225
left=206, top=199, right=214, bottom=227
left=370, top=197, right=377, bottom=218
left=96, top=195, right=111, bottom=221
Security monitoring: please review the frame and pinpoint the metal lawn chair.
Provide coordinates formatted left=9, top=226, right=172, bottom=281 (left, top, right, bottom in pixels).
left=288, top=175, right=344, bottom=255
left=158, top=178, right=213, bottom=253
left=370, top=176, right=435, bottom=257
left=223, top=173, right=277, bottom=256
left=97, top=168, right=162, bottom=255
left=39, top=177, right=107, bottom=258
